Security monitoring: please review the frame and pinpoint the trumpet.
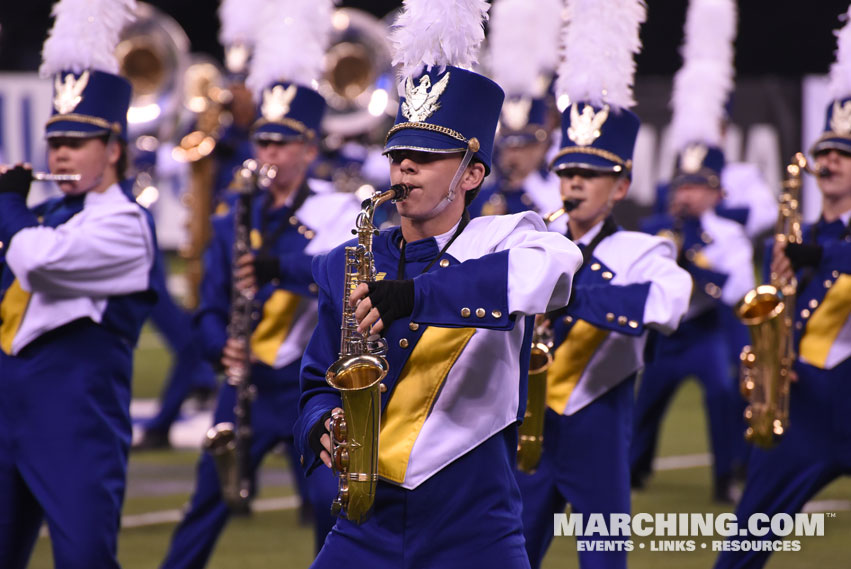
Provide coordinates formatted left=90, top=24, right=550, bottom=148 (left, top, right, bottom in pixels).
left=542, top=198, right=583, bottom=225
left=34, top=172, right=82, bottom=182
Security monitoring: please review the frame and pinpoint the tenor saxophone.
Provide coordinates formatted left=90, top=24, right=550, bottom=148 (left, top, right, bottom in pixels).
left=734, top=153, right=807, bottom=447
left=204, top=159, right=277, bottom=511
left=325, top=184, right=409, bottom=523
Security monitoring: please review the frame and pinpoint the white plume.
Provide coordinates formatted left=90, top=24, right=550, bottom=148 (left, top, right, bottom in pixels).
left=39, top=0, right=137, bottom=77
left=828, top=6, right=851, bottom=100
left=669, top=0, right=737, bottom=151
left=390, top=0, right=490, bottom=80
left=218, top=0, right=266, bottom=47
left=556, top=0, right=646, bottom=110
left=246, top=0, right=334, bottom=98
left=488, top=0, right=563, bottom=97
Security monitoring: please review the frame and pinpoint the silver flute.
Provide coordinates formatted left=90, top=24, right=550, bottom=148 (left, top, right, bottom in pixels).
left=33, top=172, right=81, bottom=182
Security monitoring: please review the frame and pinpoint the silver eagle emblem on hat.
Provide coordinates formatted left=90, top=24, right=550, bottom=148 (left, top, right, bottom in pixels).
left=567, top=103, right=608, bottom=147
left=53, top=70, right=89, bottom=114
left=402, top=73, right=450, bottom=123
left=261, top=84, right=298, bottom=121
left=681, top=143, right=708, bottom=174
left=501, top=98, right=532, bottom=132
left=830, top=99, right=851, bottom=136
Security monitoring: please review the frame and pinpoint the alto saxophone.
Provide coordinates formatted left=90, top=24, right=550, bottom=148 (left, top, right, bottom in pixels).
left=516, top=198, right=582, bottom=473
left=325, top=184, right=410, bottom=523
left=204, top=159, right=277, bottom=511
left=734, top=153, right=807, bottom=447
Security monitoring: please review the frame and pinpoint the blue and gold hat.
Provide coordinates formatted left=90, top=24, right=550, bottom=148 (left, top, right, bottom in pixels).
left=252, top=81, right=326, bottom=142
left=549, top=103, right=640, bottom=175
left=671, top=143, right=725, bottom=189
left=498, top=96, right=550, bottom=147
left=383, top=66, right=504, bottom=174
left=810, top=97, right=851, bottom=155
left=45, top=69, right=131, bottom=140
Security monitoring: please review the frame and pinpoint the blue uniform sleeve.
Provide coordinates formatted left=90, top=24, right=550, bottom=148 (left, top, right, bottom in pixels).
left=567, top=282, right=652, bottom=336
left=0, top=194, right=38, bottom=244
left=682, top=259, right=729, bottom=291
left=409, top=250, right=514, bottom=330
left=296, top=251, right=344, bottom=474
left=277, top=250, right=319, bottom=297
left=195, top=218, right=231, bottom=363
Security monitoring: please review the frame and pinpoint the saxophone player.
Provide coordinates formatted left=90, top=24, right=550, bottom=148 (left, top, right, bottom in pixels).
left=716, top=10, right=851, bottom=568
left=159, top=2, right=358, bottom=566
left=295, top=1, right=581, bottom=567
left=512, top=3, right=690, bottom=568
left=0, top=2, right=158, bottom=567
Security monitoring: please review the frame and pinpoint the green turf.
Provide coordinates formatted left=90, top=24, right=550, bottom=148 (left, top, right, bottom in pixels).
left=27, top=371, right=851, bottom=568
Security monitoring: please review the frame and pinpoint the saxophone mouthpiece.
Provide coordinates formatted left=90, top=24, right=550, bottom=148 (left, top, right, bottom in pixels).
left=817, top=167, right=832, bottom=178
left=389, top=183, right=410, bottom=201
left=563, top=198, right=583, bottom=212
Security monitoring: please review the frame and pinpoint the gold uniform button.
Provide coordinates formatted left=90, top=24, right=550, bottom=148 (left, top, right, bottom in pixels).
left=617, top=315, right=627, bottom=325
left=492, top=310, right=502, bottom=319
left=590, top=263, right=601, bottom=271
left=308, top=283, right=319, bottom=294
left=399, top=338, right=409, bottom=349
left=461, top=307, right=471, bottom=318
left=606, top=313, right=615, bottom=322
left=795, top=322, right=803, bottom=330
left=439, top=259, right=450, bottom=268
left=832, top=270, right=840, bottom=279
left=564, top=315, right=574, bottom=324
left=602, top=271, right=613, bottom=280
left=289, top=216, right=299, bottom=226
left=628, top=320, right=639, bottom=329
left=801, top=309, right=811, bottom=318
left=809, top=299, right=818, bottom=309
left=304, top=230, right=315, bottom=239
left=476, top=308, right=486, bottom=318
left=824, top=280, right=834, bottom=288
left=298, top=225, right=307, bottom=234
left=409, top=322, right=419, bottom=331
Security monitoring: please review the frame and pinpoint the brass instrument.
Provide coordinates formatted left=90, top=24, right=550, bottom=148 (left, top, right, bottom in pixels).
left=517, top=322, right=553, bottom=473
left=734, top=152, right=807, bottom=447
left=320, top=8, right=397, bottom=139
left=325, top=183, right=410, bottom=523
left=204, top=159, right=277, bottom=511
left=31, top=172, right=81, bottom=182
left=515, top=198, right=582, bottom=472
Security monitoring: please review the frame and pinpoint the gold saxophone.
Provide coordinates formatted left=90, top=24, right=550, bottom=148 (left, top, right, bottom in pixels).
left=515, top=198, right=582, bottom=473
left=734, top=152, right=808, bottom=447
left=204, top=159, right=277, bottom=511
left=325, top=184, right=410, bottom=523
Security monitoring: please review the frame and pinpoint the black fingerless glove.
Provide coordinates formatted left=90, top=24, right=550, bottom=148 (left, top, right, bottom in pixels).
left=784, top=242, right=823, bottom=272
left=0, top=165, right=33, bottom=198
left=308, top=409, right=334, bottom=464
left=366, top=279, right=415, bottom=329
left=253, top=252, right=281, bottom=286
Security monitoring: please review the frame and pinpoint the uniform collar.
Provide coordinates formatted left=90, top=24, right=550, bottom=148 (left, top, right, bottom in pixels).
left=570, top=218, right=606, bottom=246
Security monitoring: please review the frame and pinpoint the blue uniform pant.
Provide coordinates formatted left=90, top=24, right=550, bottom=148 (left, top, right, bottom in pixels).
left=311, top=428, right=530, bottom=569
left=516, top=377, right=634, bottom=569
left=714, top=357, right=851, bottom=569
left=160, top=361, right=338, bottom=569
left=631, top=317, right=738, bottom=488
left=0, top=320, right=132, bottom=569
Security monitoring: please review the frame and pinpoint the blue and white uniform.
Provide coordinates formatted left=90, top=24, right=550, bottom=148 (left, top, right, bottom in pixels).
left=715, top=210, right=851, bottom=569
left=0, top=183, right=158, bottom=569
left=160, top=181, right=359, bottom=568
left=298, top=212, right=581, bottom=569
left=631, top=209, right=754, bottom=496
left=517, top=217, right=690, bottom=569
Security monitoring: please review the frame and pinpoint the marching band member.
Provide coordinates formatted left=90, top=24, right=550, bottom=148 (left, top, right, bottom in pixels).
left=295, top=1, right=581, bottom=567
left=158, top=2, right=354, bottom=566
left=631, top=0, right=753, bottom=505
left=0, top=1, right=158, bottom=567
left=514, top=2, right=690, bottom=568
left=468, top=0, right=562, bottom=219
left=715, top=9, right=851, bottom=567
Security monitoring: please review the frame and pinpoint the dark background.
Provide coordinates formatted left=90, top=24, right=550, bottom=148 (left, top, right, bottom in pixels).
left=0, top=0, right=848, bottom=76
